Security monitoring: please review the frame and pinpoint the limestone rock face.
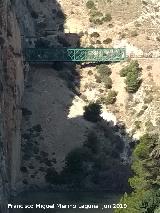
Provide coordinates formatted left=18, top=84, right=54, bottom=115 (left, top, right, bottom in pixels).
left=0, top=0, right=24, bottom=211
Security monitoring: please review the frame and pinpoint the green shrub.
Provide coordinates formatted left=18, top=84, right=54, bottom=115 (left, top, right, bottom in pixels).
left=103, top=38, right=112, bottom=44
left=83, top=102, right=102, bottom=122
left=93, top=19, right=103, bottom=25
left=65, top=147, right=92, bottom=173
left=120, top=67, right=128, bottom=77
left=108, top=23, right=113, bottom=28
left=120, top=60, right=142, bottom=93
left=96, top=40, right=101, bottom=44
left=120, top=60, right=139, bottom=77
left=156, top=36, right=160, bottom=42
left=134, top=120, right=141, bottom=129
left=91, top=10, right=103, bottom=18
left=95, top=74, right=102, bottom=83
left=146, top=65, right=152, bottom=70
left=96, top=64, right=112, bottom=78
left=86, top=0, right=95, bottom=9
left=103, top=13, right=112, bottom=22
left=147, top=65, right=152, bottom=70
left=89, top=16, right=103, bottom=25
left=90, top=32, right=100, bottom=38
left=104, top=77, right=112, bottom=89
left=115, top=133, right=160, bottom=213
left=105, top=90, right=118, bottom=105
left=142, top=0, right=148, bottom=5
left=125, top=72, right=141, bottom=93
left=145, top=121, right=154, bottom=132
left=88, top=70, right=93, bottom=75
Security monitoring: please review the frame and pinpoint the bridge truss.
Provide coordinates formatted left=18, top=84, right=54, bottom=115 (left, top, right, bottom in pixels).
left=24, top=48, right=126, bottom=63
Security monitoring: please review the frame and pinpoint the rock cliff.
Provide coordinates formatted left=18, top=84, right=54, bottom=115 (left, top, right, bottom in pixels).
left=0, top=0, right=24, bottom=211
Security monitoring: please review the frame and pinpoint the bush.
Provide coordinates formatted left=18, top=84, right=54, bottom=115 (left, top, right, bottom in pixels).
left=96, top=66, right=113, bottom=88
left=103, top=13, right=112, bottom=22
left=104, top=77, right=112, bottom=89
left=156, top=36, right=160, bottom=42
left=115, top=132, right=160, bottom=213
left=65, top=147, right=92, bottom=173
left=120, top=67, right=128, bottom=77
left=93, top=19, right=103, bottom=25
left=103, top=38, right=112, bottom=44
left=142, top=0, right=148, bottom=5
left=89, top=17, right=103, bottom=25
left=95, top=75, right=102, bottom=83
left=83, top=102, right=102, bottom=122
left=120, top=60, right=142, bottom=93
left=145, top=121, right=154, bottom=132
left=125, top=72, right=141, bottom=93
left=86, top=0, right=95, bottom=9
left=146, top=65, right=152, bottom=70
left=108, top=23, right=113, bottom=28
left=120, top=60, right=140, bottom=77
left=105, top=90, right=118, bottom=105
left=96, top=40, right=101, bottom=44
left=96, top=64, right=112, bottom=78
left=90, top=10, right=103, bottom=18
left=134, top=120, right=141, bottom=129
left=90, top=32, right=100, bottom=38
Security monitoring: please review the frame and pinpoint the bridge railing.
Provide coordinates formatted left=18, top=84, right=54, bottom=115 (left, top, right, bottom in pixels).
left=24, top=48, right=126, bottom=62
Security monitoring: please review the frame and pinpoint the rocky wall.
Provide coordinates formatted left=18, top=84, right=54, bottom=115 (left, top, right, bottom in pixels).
left=0, top=0, right=24, bottom=211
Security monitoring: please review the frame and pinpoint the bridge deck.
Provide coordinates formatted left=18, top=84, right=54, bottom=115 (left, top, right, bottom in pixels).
left=24, top=48, right=126, bottom=62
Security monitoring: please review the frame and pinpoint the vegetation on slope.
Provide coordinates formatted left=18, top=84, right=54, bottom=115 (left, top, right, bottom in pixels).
left=60, top=127, right=131, bottom=192
left=96, top=64, right=113, bottom=90
left=86, top=0, right=112, bottom=25
left=115, top=134, right=160, bottom=213
left=120, top=60, right=142, bottom=93
left=45, top=124, right=132, bottom=192
left=83, top=102, right=102, bottom=122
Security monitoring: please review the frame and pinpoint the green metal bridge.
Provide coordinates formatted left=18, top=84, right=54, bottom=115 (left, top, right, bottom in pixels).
left=24, top=48, right=126, bottom=63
